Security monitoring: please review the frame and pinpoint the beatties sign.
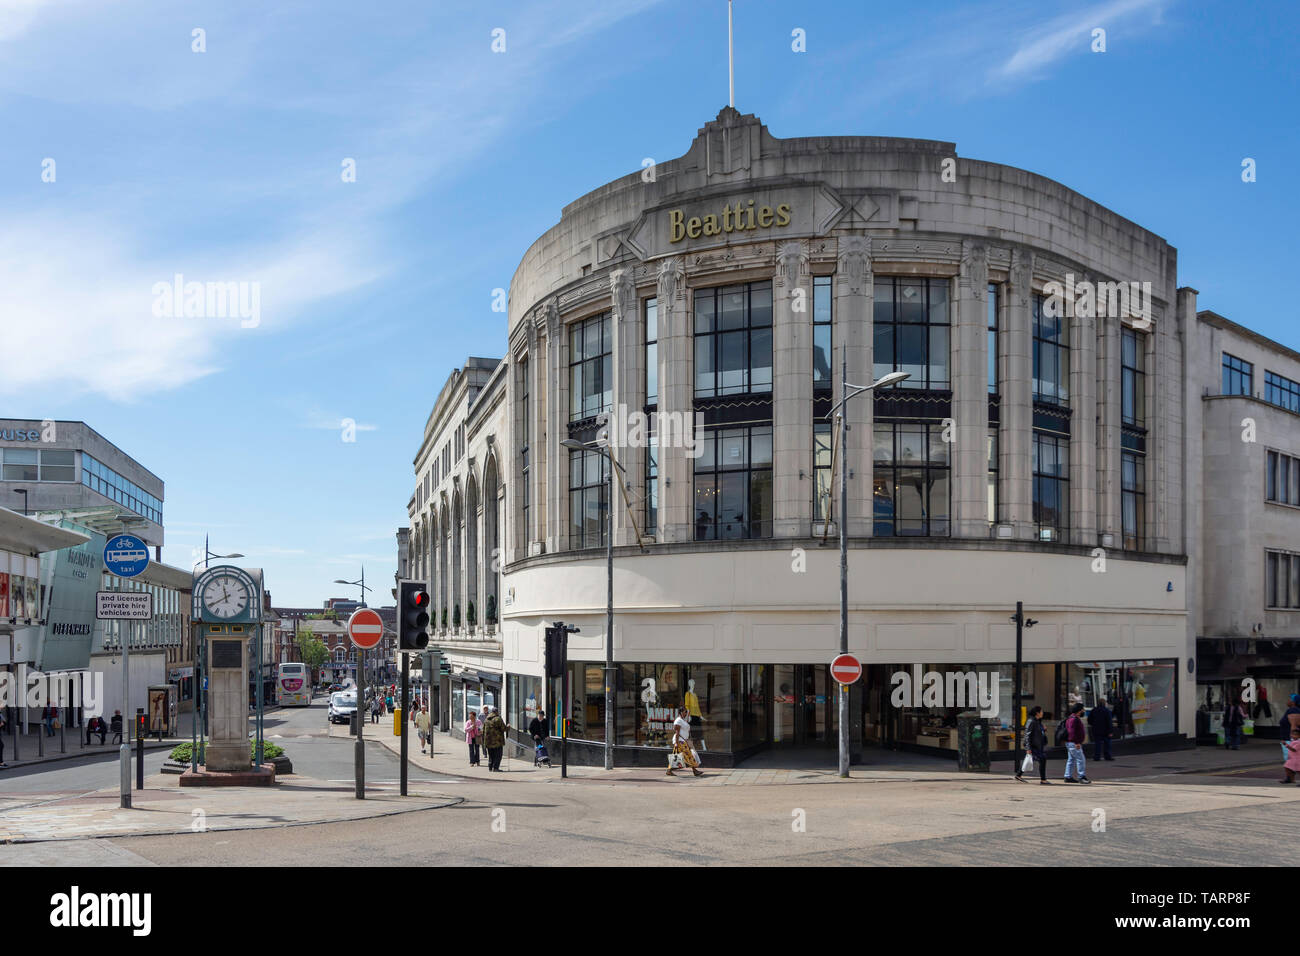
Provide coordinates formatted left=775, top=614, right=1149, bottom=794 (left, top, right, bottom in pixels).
left=669, top=198, right=792, bottom=243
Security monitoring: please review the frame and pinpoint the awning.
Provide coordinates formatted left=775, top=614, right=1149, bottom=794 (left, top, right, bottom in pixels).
left=0, top=508, right=90, bottom=555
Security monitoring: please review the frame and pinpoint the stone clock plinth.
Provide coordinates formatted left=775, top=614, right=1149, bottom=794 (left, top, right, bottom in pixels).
left=205, top=628, right=252, bottom=771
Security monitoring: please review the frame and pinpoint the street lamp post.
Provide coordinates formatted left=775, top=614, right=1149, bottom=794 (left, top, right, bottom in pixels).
left=1011, top=602, right=1038, bottom=776
left=335, top=570, right=372, bottom=799
left=562, top=430, right=646, bottom=771
left=203, top=535, right=244, bottom=568
left=827, top=364, right=910, bottom=778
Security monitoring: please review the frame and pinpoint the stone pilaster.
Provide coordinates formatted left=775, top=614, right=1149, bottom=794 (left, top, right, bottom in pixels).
left=608, top=268, right=641, bottom=547
left=774, top=240, right=811, bottom=538
left=543, top=301, right=563, bottom=554
left=1096, top=314, right=1121, bottom=543
left=836, top=235, right=873, bottom=536
left=655, top=256, right=691, bottom=544
left=1069, top=283, right=1098, bottom=546
left=1003, top=249, right=1034, bottom=538
left=954, top=241, right=990, bottom=538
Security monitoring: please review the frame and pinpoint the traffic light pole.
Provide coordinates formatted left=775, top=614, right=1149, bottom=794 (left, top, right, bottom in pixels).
left=400, top=651, right=409, bottom=796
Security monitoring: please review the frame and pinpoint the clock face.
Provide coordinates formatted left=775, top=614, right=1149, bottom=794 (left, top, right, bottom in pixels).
left=202, top=573, right=250, bottom=619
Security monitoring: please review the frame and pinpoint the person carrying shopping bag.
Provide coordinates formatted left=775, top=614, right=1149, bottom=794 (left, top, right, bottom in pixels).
left=666, top=706, right=703, bottom=777
left=1016, top=705, right=1049, bottom=784
left=465, top=711, right=482, bottom=766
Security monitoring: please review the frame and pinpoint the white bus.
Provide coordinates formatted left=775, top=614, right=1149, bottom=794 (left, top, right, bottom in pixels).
left=277, top=663, right=311, bottom=706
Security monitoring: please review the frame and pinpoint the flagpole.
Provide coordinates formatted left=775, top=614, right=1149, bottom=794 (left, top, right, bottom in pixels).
left=728, top=0, right=735, bottom=108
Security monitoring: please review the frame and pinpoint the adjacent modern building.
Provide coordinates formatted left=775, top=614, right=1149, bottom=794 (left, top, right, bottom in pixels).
left=1187, top=309, right=1300, bottom=737
left=1, top=420, right=196, bottom=725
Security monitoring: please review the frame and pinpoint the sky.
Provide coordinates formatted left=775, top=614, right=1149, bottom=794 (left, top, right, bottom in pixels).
left=1, top=0, right=1296, bottom=605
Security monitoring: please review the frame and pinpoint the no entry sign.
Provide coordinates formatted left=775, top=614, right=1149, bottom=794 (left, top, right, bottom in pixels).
left=830, top=653, right=862, bottom=685
left=347, top=608, right=384, bottom=650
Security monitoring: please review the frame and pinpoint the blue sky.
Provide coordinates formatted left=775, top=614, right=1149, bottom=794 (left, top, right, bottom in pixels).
left=2, top=0, right=1295, bottom=605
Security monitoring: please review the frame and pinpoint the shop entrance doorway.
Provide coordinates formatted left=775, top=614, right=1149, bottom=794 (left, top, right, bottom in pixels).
left=772, top=664, right=837, bottom=746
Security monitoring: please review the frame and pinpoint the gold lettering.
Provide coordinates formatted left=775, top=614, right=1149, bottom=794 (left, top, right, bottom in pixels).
left=669, top=200, right=794, bottom=242
left=669, top=209, right=685, bottom=243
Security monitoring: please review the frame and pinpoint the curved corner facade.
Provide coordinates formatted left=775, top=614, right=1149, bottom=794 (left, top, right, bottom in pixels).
left=414, top=108, right=1195, bottom=765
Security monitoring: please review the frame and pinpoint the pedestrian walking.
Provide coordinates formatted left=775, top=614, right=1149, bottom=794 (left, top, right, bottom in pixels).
left=384, top=692, right=393, bottom=715
left=482, top=707, right=508, bottom=771
left=1088, top=698, right=1115, bottom=761
left=1223, top=696, right=1247, bottom=750
left=465, top=711, right=482, bottom=766
left=0, top=709, right=7, bottom=768
left=1280, top=694, right=1300, bottom=741
left=110, top=710, right=123, bottom=745
left=370, top=696, right=380, bottom=724
left=43, top=703, right=57, bottom=737
left=528, top=709, right=549, bottom=745
left=666, top=706, right=703, bottom=777
left=1063, top=702, right=1091, bottom=784
left=1282, top=729, right=1300, bottom=784
left=1016, top=705, right=1049, bottom=784
left=416, top=704, right=431, bottom=754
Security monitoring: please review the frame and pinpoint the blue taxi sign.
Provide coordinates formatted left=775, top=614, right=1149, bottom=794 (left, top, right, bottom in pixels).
left=104, top=534, right=150, bottom=578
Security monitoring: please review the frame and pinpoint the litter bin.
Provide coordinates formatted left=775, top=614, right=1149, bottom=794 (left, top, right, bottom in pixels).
left=957, top=712, right=990, bottom=772
left=392, top=708, right=402, bottom=736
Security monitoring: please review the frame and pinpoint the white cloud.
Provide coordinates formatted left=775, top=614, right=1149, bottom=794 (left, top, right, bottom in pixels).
left=0, top=214, right=386, bottom=401
left=994, top=0, right=1168, bottom=79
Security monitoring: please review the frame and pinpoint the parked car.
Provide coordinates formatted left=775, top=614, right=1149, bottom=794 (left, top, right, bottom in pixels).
left=328, top=691, right=358, bottom=724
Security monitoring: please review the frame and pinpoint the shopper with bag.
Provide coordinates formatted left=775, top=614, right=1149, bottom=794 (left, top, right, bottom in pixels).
left=1063, top=702, right=1091, bottom=783
left=666, top=706, right=703, bottom=777
left=1016, top=705, right=1048, bottom=784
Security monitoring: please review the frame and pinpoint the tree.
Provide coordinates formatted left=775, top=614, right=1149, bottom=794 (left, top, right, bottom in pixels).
left=453, top=603, right=462, bottom=628
left=467, top=600, right=477, bottom=627
left=485, top=594, right=497, bottom=624
left=295, top=626, right=329, bottom=680
left=441, top=607, right=448, bottom=630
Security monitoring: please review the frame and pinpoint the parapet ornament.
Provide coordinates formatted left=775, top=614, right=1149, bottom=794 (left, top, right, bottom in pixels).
left=1010, top=248, right=1034, bottom=307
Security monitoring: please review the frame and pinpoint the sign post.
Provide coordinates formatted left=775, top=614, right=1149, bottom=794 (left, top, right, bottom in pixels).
left=347, top=608, right=384, bottom=800
left=103, top=534, right=149, bottom=809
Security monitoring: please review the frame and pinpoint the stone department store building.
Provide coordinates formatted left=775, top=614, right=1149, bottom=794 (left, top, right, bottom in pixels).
left=405, top=108, right=1295, bottom=766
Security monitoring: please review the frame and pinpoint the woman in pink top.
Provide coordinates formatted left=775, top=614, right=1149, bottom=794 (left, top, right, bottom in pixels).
left=465, top=712, right=482, bottom=766
left=1282, top=729, right=1300, bottom=785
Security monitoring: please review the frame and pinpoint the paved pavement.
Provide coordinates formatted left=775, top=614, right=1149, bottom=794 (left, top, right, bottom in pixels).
left=352, top=719, right=1289, bottom=787
left=0, top=771, right=461, bottom=845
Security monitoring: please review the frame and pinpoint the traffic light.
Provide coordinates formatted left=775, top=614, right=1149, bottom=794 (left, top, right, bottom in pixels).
left=399, top=581, right=430, bottom=651
left=544, top=622, right=578, bottom=678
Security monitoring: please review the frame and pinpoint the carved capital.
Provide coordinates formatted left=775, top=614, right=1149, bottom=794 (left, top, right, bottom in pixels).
left=609, top=268, right=635, bottom=320
left=962, top=240, right=988, bottom=302
left=776, top=240, right=808, bottom=288
left=1010, top=248, right=1034, bottom=308
left=656, top=256, right=685, bottom=302
left=542, top=298, right=561, bottom=338
left=836, top=235, right=871, bottom=295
